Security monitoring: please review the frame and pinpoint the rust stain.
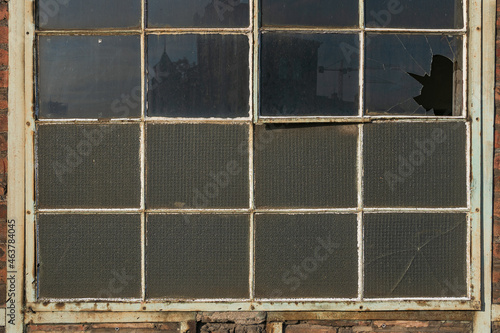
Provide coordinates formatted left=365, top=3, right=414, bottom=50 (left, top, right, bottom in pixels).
left=54, top=302, right=65, bottom=309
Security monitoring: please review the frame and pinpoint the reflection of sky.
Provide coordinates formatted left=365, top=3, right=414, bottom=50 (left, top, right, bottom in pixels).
left=148, top=35, right=198, bottom=77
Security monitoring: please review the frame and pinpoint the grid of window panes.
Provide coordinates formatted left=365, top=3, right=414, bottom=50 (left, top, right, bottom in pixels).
left=34, top=0, right=469, bottom=301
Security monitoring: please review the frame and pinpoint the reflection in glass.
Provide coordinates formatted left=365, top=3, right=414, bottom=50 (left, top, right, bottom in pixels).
left=148, top=0, right=249, bottom=28
left=37, top=0, right=141, bottom=29
left=38, top=36, right=141, bottom=119
left=365, top=34, right=463, bottom=116
left=148, top=34, right=249, bottom=117
left=365, top=0, right=463, bottom=29
left=262, top=0, right=358, bottom=27
left=261, top=33, right=359, bottom=117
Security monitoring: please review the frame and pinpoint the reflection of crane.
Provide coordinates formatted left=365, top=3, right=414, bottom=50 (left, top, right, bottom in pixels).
left=318, top=60, right=357, bottom=100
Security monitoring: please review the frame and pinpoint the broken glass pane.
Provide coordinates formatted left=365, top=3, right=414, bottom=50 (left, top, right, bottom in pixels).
left=147, top=34, right=250, bottom=117
left=37, top=0, right=141, bottom=29
left=261, top=33, right=359, bottom=117
left=365, top=34, right=463, bottom=116
left=146, top=214, right=249, bottom=299
left=363, top=122, right=467, bottom=208
left=148, top=0, right=249, bottom=28
left=254, top=124, right=358, bottom=208
left=364, top=213, right=467, bottom=298
left=262, top=0, right=358, bottom=27
left=38, top=35, right=141, bottom=119
left=255, top=214, right=358, bottom=298
left=38, top=214, right=141, bottom=299
left=365, top=0, right=463, bottom=29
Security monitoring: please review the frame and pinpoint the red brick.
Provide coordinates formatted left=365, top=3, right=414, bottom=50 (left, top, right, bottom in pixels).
left=0, top=71, right=7, bottom=88
left=0, top=3, right=8, bottom=21
left=0, top=27, right=7, bottom=44
left=495, top=129, right=500, bottom=148
left=285, top=324, right=336, bottom=333
left=0, top=49, right=6, bottom=68
left=0, top=115, right=6, bottom=132
left=494, top=243, right=500, bottom=260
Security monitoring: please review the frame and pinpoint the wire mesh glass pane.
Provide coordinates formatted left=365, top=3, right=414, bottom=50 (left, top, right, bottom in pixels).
left=147, top=0, right=249, bottom=28
left=147, top=34, right=250, bottom=118
left=260, top=33, right=359, bottom=117
left=364, top=213, right=467, bottom=298
left=254, top=124, right=358, bottom=208
left=38, top=35, right=141, bottom=119
left=37, top=0, right=141, bottom=29
left=363, top=122, right=467, bottom=208
left=147, top=124, right=249, bottom=209
left=146, top=214, right=249, bottom=299
left=255, top=214, right=358, bottom=298
left=38, top=214, right=141, bottom=299
left=37, top=124, right=141, bottom=209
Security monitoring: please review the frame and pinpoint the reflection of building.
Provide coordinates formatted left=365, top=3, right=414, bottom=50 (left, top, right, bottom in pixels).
left=44, top=99, right=68, bottom=116
left=193, top=0, right=249, bottom=27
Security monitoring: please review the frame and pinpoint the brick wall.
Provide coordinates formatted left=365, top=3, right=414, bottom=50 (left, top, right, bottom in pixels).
left=493, top=0, right=500, bottom=304
left=0, top=0, right=7, bottom=310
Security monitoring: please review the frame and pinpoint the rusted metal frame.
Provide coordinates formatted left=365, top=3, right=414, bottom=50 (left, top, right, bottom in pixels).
left=24, top=311, right=196, bottom=324
left=267, top=311, right=474, bottom=321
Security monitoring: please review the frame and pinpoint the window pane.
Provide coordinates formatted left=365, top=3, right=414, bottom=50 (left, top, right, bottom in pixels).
left=364, top=213, right=467, bottom=298
left=146, top=214, right=249, bottom=299
left=37, top=0, right=141, bottom=29
left=365, top=0, right=463, bottom=29
left=262, top=0, right=358, bottom=27
left=254, top=124, right=358, bottom=208
left=146, top=124, right=249, bottom=208
left=147, top=34, right=250, bottom=118
left=37, top=124, right=141, bottom=208
left=255, top=214, right=358, bottom=298
left=260, top=33, right=359, bottom=117
left=148, top=0, right=249, bottom=28
left=365, top=34, right=463, bottom=116
left=363, top=122, right=467, bottom=208
left=38, top=214, right=141, bottom=299
left=38, top=35, right=141, bottom=119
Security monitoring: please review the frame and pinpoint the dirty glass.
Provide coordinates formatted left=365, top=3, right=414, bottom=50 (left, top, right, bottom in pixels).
left=146, top=124, right=249, bottom=209
left=147, top=34, right=250, bottom=118
left=261, top=0, right=358, bottom=27
left=365, top=34, right=463, bottom=116
left=37, top=124, right=141, bottom=209
left=260, top=33, right=359, bottom=117
left=38, top=214, right=141, bottom=299
left=146, top=214, right=249, bottom=299
left=37, top=0, right=141, bottom=30
left=38, top=35, right=141, bottom=119
left=254, top=124, right=358, bottom=208
left=365, top=0, right=463, bottom=29
left=364, top=213, right=467, bottom=298
left=255, top=214, right=358, bottom=298
left=148, top=0, right=249, bottom=28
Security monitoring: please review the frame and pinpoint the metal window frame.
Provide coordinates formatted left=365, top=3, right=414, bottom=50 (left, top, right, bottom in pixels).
left=5, top=0, right=495, bottom=331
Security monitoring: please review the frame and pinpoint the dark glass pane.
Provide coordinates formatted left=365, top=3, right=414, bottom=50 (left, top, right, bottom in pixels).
left=38, top=35, right=141, bottom=119
left=261, top=33, right=359, bottom=117
left=365, top=34, right=463, bottom=116
left=146, top=124, right=249, bottom=208
left=38, top=0, right=141, bottom=29
left=255, top=214, right=358, bottom=298
left=254, top=124, right=357, bottom=208
left=148, top=34, right=249, bottom=117
left=262, top=0, right=358, bottom=27
left=365, top=0, right=463, bottom=29
left=38, top=214, right=141, bottom=299
left=363, top=122, right=467, bottom=208
left=364, top=213, right=467, bottom=298
left=37, top=124, right=141, bottom=208
left=148, top=0, right=249, bottom=28
left=146, top=214, right=249, bottom=298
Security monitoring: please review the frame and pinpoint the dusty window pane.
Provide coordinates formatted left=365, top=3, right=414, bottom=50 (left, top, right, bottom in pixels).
left=147, top=34, right=249, bottom=118
left=38, top=35, right=141, bottom=119
left=365, top=0, right=463, bottom=29
left=261, top=33, right=359, bottom=117
left=365, top=35, right=463, bottom=116
left=363, top=122, right=467, bottom=208
left=37, top=124, right=141, bottom=208
left=364, top=213, right=467, bottom=298
left=262, top=0, right=358, bottom=27
left=254, top=124, right=358, bottom=208
left=38, top=214, right=141, bottom=299
left=148, top=0, right=249, bottom=28
left=146, top=214, right=249, bottom=299
left=255, top=214, right=358, bottom=298
left=37, top=0, right=141, bottom=29
left=146, top=124, right=249, bottom=209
